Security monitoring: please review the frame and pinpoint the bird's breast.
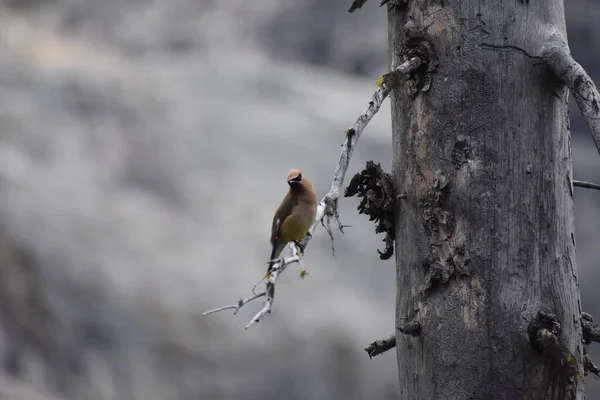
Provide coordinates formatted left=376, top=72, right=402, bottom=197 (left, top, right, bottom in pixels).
left=280, top=214, right=314, bottom=242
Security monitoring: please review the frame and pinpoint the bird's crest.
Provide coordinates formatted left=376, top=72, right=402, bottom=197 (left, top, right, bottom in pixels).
left=287, top=169, right=302, bottom=182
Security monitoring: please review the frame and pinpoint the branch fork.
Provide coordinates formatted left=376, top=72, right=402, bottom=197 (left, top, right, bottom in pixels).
left=541, top=30, right=600, bottom=158
left=202, top=57, right=425, bottom=329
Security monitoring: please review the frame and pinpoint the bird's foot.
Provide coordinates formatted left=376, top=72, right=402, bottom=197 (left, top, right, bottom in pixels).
left=294, top=240, right=307, bottom=256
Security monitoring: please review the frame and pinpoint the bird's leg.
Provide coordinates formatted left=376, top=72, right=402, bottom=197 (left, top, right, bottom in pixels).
left=290, top=241, right=309, bottom=278
left=294, top=232, right=311, bottom=256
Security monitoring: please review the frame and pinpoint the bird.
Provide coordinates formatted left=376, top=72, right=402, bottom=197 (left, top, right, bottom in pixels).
left=267, top=169, right=317, bottom=277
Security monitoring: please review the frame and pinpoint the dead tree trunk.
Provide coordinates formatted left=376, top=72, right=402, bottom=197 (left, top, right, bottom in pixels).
left=389, top=1, right=584, bottom=399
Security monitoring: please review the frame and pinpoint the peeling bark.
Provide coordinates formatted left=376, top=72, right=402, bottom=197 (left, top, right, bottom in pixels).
left=345, top=161, right=396, bottom=259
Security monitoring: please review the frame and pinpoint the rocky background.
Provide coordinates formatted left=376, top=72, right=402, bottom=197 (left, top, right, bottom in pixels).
left=0, top=0, right=598, bottom=399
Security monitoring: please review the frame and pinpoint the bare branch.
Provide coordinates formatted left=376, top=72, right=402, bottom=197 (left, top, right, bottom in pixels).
left=201, top=247, right=302, bottom=322
left=365, top=320, right=421, bottom=359
left=201, top=292, right=266, bottom=317
left=245, top=244, right=304, bottom=329
left=309, top=56, right=423, bottom=247
left=573, top=180, right=600, bottom=191
left=541, top=32, right=600, bottom=157
left=584, top=350, right=600, bottom=380
left=348, top=0, right=368, bottom=12
left=365, top=335, right=396, bottom=358
left=202, top=57, right=425, bottom=328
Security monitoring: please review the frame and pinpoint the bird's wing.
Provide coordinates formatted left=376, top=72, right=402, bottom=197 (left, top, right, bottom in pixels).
left=270, top=191, right=297, bottom=247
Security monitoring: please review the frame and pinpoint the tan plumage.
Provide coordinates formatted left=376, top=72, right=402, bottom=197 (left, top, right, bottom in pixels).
left=268, top=169, right=317, bottom=273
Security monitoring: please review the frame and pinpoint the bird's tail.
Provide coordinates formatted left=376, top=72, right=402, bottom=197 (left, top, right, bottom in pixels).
left=267, top=241, right=285, bottom=275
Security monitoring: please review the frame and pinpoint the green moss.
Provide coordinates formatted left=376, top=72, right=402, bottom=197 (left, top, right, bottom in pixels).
left=375, top=76, right=385, bottom=87
left=565, top=353, right=584, bottom=382
left=298, top=268, right=309, bottom=279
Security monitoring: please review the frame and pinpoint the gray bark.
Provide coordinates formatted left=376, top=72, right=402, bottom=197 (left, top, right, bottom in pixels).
left=389, top=1, right=583, bottom=399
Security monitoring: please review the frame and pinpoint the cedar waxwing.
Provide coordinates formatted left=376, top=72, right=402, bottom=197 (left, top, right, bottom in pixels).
left=268, top=169, right=317, bottom=274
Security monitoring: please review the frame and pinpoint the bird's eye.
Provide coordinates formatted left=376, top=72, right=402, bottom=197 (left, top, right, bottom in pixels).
left=288, top=172, right=302, bottom=184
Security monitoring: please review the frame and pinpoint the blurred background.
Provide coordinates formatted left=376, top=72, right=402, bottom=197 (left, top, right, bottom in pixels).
left=0, top=0, right=598, bottom=399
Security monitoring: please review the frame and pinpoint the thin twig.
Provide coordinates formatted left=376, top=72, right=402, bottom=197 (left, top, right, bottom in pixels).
left=245, top=244, right=303, bottom=330
left=584, top=349, right=600, bottom=380
left=201, top=249, right=301, bottom=320
left=541, top=31, right=600, bottom=157
left=202, top=57, right=425, bottom=328
left=365, top=335, right=396, bottom=358
left=573, top=180, right=600, bottom=191
left=202, top=292, right=266, bottom=316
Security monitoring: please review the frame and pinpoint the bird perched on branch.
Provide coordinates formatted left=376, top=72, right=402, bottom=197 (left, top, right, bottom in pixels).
left=268, top=169, right=317, bottom=277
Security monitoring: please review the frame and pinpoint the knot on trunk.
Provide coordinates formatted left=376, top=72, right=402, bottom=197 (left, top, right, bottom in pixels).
left=393, top=22, right=437, bottom=94
left=528, top=312, right=582, bottom=399
left=581, top=313, right=600, bottom=379
left=398, top=320, right=421, bottom=336
left=344, top=161, right=395, bottom=260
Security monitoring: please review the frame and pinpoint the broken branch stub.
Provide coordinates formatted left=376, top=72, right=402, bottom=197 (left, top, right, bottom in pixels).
left=364, top=335, right=396, bottom=358
left=541, top=32, right=600, bottom=158
left=528, top=312, right=582, bottom=397
left=573, top=180, right=600, bottom=191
